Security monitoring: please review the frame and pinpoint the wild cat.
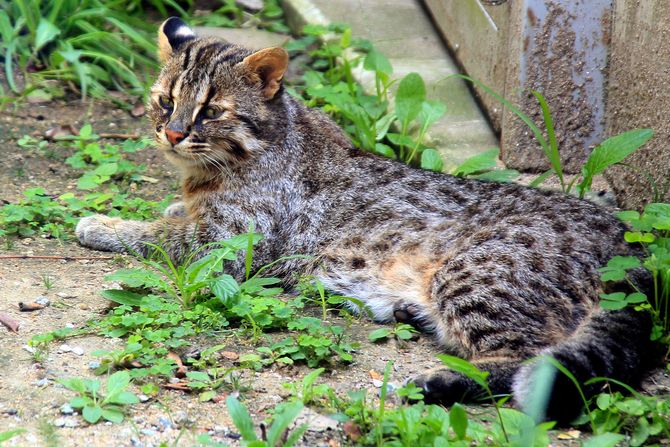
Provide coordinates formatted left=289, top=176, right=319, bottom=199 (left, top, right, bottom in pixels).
left=76, top=17, right=655, bottom=422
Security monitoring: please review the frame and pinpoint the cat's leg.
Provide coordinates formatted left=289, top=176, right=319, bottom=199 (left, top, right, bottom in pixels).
left=76, top=214, right=202, bottom=260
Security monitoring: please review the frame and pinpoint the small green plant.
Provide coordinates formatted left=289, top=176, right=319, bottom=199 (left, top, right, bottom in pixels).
left=368, top=323, right=418, bottom=342
left=456, top=76, right=653, bottom=197
left=59, top=370, right=139, bottom=424
left=40, top=273, right=55, bottom=290
left=191, top=0, right=289, bottom=34
left=0, top=0, right=166, bottom=100
left=0, top=429, right=26, bottom=445
left=288, top=25, right=447, bottom=170
left=226, top=395, right=307, bottom=447
left=62, top=125, right=151, bottom=190
left=599, top=203, right=670, bottom=346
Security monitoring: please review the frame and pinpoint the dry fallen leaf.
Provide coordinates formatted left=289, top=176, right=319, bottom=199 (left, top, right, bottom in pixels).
left=45, top=124, right=78, bottom=140
left=557, top=430, right=581, bottom=440
left=0, top=313, right=19, bottom=332
left=167, top=351, right=188, bottom=377
left=343, top=420, right=362, bottom=441
left=162, top=381, right=190, bottom=391
left=368, top=369, right=382, bottom=380
left=221, top=351, right=240, bottom=360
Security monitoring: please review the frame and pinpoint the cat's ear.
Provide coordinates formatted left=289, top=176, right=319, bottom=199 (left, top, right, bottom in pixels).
left=241, top=47, right=289, bottom=99
left=158, top=17, right=196, bottom=63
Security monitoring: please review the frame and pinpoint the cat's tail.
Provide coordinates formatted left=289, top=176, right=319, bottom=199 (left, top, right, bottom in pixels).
left=512, top=306, right=658, bottom=424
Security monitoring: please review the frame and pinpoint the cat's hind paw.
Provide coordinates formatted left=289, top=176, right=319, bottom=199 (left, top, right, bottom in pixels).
left=409, top=367, right=483, bottom=405
left=76, top=215, right=127, bottom=253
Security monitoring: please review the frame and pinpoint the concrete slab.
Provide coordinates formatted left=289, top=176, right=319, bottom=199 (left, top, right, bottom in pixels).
left=194, top=26, right=290, bottom=49
left=281, top=0, right=498, bottom=171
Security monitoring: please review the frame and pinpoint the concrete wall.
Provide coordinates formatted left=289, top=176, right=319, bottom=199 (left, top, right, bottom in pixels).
left=604, top=0, right=670, bottom=208
left=426, top=0, right=669, bottom=208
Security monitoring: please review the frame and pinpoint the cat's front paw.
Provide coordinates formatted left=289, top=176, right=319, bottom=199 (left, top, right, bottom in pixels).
left=76, top=215, right=126, bottom=252
left=163, top=201, right=186, bottom=217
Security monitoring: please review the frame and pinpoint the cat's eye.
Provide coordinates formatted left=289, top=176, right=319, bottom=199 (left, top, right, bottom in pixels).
left=203, top=106, right=221, bottom=119
left=159, top=96, right=174, bottom=109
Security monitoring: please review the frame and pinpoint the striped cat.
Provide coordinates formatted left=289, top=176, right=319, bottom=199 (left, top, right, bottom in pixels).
left=76, top=17, right=656, bottom=422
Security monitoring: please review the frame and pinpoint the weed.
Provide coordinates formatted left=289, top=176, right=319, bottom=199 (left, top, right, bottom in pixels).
left=0, top=127, right=168, bottom=240
left=59, top=370, right=139, bottom=424
left=191, top=0, right=289, bottom=34
left=40, top=273, right=55, bottom=290
left=368, top=323, right=418, bottom=343
left=0, top=0, right=164, bottom=100
left=37, top=419, right=60, bottom=447
left=599, top=203, right=670, bottom=346
left=227, top=395, right=307, bottom=447
left=0, top=429, right=26, bottom=444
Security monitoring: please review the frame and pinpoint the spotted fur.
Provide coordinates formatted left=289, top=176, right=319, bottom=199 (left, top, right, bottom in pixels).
left=76, top=18, right=657, bottom=423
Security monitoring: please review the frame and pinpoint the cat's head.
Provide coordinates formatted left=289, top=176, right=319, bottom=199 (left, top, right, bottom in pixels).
left=149, top=17, right=289, bottom=173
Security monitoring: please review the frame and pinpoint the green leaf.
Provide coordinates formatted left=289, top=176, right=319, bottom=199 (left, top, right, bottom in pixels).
left=226, top=396, right=257, bottom=441
left=100, top=289, right=145, bottom=307
left=582, top=433, right=625, bottom=447
left=105, top=371, right=130, bottom=396
left=374, top=143, right=396, bottom=159
left=199, top=390, right=217, bottom=402
left=624, top=231, right=655, bottom=243
left=395, top=73, right=426, bottom=127
left=473, top=169, right=520, bottom=183
left=265, top=401, right=304, bottom=446
left=579, top=129, right=653, bottom=196
left=83, top=405, right=103, bottom=424
left=420, top=148, right=443, bottom=172
left=450, top=403, right=468, bottom=439
left=363, top=49, right=392, bottom=75
left=108, top=391, right=139, bottom=405
left=438, top=354, right=489, bottom=388
left=34, top=19, right=60, bottom=52
left=69, top=396, right=90, bottom=408
left=210, top=274, right=240, bottom=306
left=368, top=327, right=392, bottom=341
left=630, top=417, right=650, bottom=446
left=0, top=429, right=26, bottom=442
left=625, top=292, right=647, bottom=304
left=59, top=377, right=87, bottom=393
left=418, top=101, right=447, bottom=128
left=101, top=408, right=124, bottom=424
left=105, top=268, right=165, bottom=289
left=452, top=149, right=500, bottom=177
left=596, top=393, right=611, bottom=410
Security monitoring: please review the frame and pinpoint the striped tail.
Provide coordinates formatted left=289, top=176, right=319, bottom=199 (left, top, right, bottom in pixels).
left=513, top=307, right=657, bottom=424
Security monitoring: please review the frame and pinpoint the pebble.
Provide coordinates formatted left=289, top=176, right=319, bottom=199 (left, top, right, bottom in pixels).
left=236, top=0, right=263, bottom=11
left=56, top=292, right=76, bottom=299
left=2, top=409, right=18, bottom=415
left=34, top=378, right=49, bottom=387
left=173, top=411, right=189, bottom=425
left=35, top=296, right=51, bottom=306
left=138, top=394, right=150, bottom=403
left=168, top=377, right=181, bottom=384
left=158, top=417, right=172, bottom=431
left=60, top=403, right=74, bottom=415
left=59, top=344, right=72, bottom=353
left=141, top=429, right=157, bottom=437
left=22, top=345, right=36, bottom=354
left=71, top=347, right=84, bottom=356
left=88, top=361, right=101, bottom=369
left=54, top=417, right=79, bottom=428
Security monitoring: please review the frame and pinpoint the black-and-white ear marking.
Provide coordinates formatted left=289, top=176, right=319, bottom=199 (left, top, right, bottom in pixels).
left=158, top=17, right=196, bottom=63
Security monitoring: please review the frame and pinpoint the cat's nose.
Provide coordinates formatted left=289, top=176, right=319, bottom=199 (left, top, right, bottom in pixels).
left=166, top=129, right=188, bottom=145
